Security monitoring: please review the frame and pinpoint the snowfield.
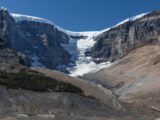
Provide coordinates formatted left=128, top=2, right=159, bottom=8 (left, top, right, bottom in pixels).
left=11, top=12, right=147, bottom=77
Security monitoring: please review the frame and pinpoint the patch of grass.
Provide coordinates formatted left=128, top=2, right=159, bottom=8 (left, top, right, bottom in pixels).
left=0, top=69, right=84, bottom=96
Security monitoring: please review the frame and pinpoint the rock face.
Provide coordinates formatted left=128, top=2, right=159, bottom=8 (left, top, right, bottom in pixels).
left=0, top=8, right=71, bottom=70
left=15, top=20, right=71, bottom=69
left=91, top=9, right=160, bottom=62
left=0, top=38, right=30, bottom=66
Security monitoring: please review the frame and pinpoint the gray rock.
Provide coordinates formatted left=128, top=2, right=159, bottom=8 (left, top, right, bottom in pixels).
left=91, top=9, right=160, bottom=62
left=0, top=38, right=30, bottom=66
left=0, top=8, right=71, bottom=70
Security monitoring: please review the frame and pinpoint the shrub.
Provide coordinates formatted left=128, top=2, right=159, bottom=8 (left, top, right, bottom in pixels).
left=0, top=69, right=84, bottom=96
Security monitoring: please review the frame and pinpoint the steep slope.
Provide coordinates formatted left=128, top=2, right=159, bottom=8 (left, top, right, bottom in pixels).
left=0, top=8, right=71, bottom=71
left=12, top=14, right=71, bottom=70
left=91, top=9, right=160, bottom=62
left=31, top=67, right=124, bottom=111
left=84, top=44, right=160, bottom=111
left=0, top=38, right=30, bottom=67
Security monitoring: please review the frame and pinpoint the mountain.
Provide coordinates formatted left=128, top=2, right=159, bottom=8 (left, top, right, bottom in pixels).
left=91, top=10, right=160, bottom=63
left=0, top=8, right=71, bottom=72
left=0, top=7, right=155, bottom=76
left=0, top=38, right=30, bottom=66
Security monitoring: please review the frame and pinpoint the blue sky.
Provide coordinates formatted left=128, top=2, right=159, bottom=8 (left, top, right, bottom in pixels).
left=0, top=0, right=160, bottom=31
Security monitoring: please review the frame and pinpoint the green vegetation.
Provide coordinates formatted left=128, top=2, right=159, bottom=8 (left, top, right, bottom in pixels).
left=0, top=69, right=84, bottom=96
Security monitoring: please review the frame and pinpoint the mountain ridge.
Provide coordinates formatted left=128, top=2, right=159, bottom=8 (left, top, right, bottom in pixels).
left=0, top=7, right=160, bottom=76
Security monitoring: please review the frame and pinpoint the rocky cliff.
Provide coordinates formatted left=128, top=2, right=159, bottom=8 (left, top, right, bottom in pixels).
left=0, top=8, right=71, bottom=71
left=91, top=9, right=160, bottom=62
left=15, top=19, right=71, bottom=70
left=0, top=38, right=30, bottom=66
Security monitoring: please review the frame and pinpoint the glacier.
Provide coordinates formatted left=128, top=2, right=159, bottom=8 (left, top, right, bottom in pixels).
left=61, top=31, right=112, bottom=77
left=11, top=12, right=147, bottom=77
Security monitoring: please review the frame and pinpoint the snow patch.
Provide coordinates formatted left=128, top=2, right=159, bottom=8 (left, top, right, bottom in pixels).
left=56, top=64, right=66, bottom=71
left=33, top=46, right=39, bottom=49
left=31, top=54, right=45, bottom=67
left=25, top=50, right=31, bottom=54
left=99, top=13, right=147, bottom=34
left=11, top=13, right=53, bottom=25
left=69, top=61, right=112, bottom=77
left=26, top=32, right=32, bottom=37
left=115, top=13, right=147, bottom=27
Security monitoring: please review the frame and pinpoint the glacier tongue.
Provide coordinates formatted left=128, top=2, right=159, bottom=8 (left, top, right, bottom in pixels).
left=62, top=31, right=112, bottom=77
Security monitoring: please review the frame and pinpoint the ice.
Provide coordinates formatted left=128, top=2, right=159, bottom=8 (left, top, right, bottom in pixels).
left=11, top=13, right=53, bottom=25
left=115, top=13, right=147, bottom=27
left=62, top=31, right=112, bottom=77
left=99, top=13, right=147, bottom=34
left=69, top=61, right=112, bottom=77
